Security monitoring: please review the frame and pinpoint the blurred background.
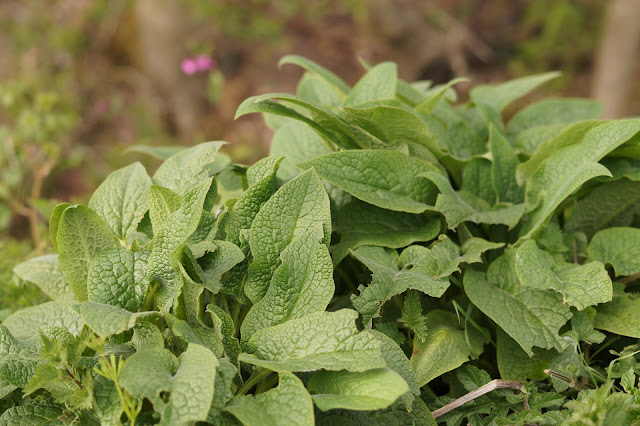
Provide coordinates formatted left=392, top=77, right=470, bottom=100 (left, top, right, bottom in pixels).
left=0, top=0, right=639, bottom=311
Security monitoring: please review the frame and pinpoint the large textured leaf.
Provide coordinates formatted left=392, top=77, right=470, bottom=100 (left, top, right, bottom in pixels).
left=190, top=240, right=245, bottom=294
left=300, top=150, right=440, bottom=213
left=269, top=121, right=332, bottom=180
left=516, top=240, right=612, bottom=310
left=149, top=185, right=181, bottom=235
left=147, top=178, right=212, bottom=310
left=240, top=310, right=384, bottom=372
left=410, top=310, right=486, bottom=387
left=0, top=403, right=64, bottom=425
left=308, top=368, right=409, bottom=411
left=2, top=302, right=84, bottom=339
left=594, top=288, right=640, bottom=338
left=225, top=156, right=282, bottom=244
left=245, top=169, right=330, bottom=303
left=350, top=245, right=450, bottom=325
left=587, top=227, right=640, bottom=277
left=89, top=162, right=152, bottom=241
left=565, top=179, right=640, bottom=238
left=224, top=373, right=314, bottom=426
left=279, top=54, right=350, bottom=95
left=520, top=119, right=640, bottom=193
left=56, top=205, right=118, bottom=301
left=241, top=227, right=333, bottom=342
left=13, top=254, right=76, bottom=302
left=315, top=399, right=437, bottom=426
left=421, top=171, right=525, bottom=229
left=0, top=326, right=41, bottom=388
left=77, top=302, right=159, bottom=337
left=87, top=247, right=149, bottom=311
left=330, top=198, right=440, bottom=265
left=519, top=162, right=611, bottom=240
left=464, top=270, right=571, bottom=356
left=489, top=126, right=523, bottom=203
left=469, top=71, right=560, bottom=111
left=152, top=142, right=224, bottom=195
left=507, top=98, right=602, bottom=136
left=343, top=62, right=396, bottom=106
left=368, top=330, right=419, bottom=406
left=120, top=344, right=218, bottom=425
left=496, top=329, right=556, bottom=381
left=342, top=104, right=444, bottom=157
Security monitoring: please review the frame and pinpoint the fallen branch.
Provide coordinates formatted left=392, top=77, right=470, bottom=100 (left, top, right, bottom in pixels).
left=432, top=379, right=524, bottom=419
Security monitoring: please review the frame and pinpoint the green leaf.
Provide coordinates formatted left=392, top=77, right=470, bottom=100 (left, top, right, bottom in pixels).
left=226, top=156, right=282, bottom=244
left=2, top=302, right=84, bottom=339
left=308, top=368, right=409, bottom=411
left=507, top=98, right=602, bottom=136
left=344, top=62, right=396, bottom=106
left=415, top=78, right=468, bottom=114
left=410, top=310, right=486, bottom=387
left=350, top=246, right=449, bottom=325
left=565, top=179, right=640, bottom=238
left=519, top=119, right=640, bottom=190
left=279, top=54, right=350, bottom=95
left=587, top=227, right=640, bottom=276
left=77, top=302, right=159, bottom=337
left=152, top=141, right=224, bottom=195
left=489, top=126, right=523, bottom=203
left=120, top=344, right=218, bottom=425
left=0, top=402, right=64, bottom=425
left=519, top=162, right=611, bottom=240
left=149, top=185, right=181, bottom=235
left=341, top=104, right=444, bottom=158
left=269, top=121, right=332, bottom=180
left=368, top=330, right=419, bottom=401
left=235, top=93, right=363, bottom=150
left=13, top=254, right=76, bottom=302
left=297, top=72, right=345, bottom=107
left=49, top=202, right=71, bottom=251
left=496, top=329, right=555, bottom=381
left=0, top=326, right=41, bottom=388
left=171, top=319, right=224, bottom=358
left=316, top=399, right=437, bottom=426
left=300, top=150, right=440, bottom=213
left=246, top=169, right=331, bottom=303
left=240, top=309, right=384, bottom=372
left=189, top=240, right=245, bottom=294
left=206, top=358, right=237, bottom=423
left=462, top=158, right=496, bottom=205
left=330, top=198, right=440, bottom=265
left=515, top=240, right=612, bottom=310
left=132, top=322, right=165, bottom=351
left=125, top=144, right=186, bottom=160
left=420, top=171, right=525, bottom=229
left=207, top=305, right=241, bottom=366
left=469, top=71, right=560, bottom=111
left=87, top=247, right=149, bottom=311
left=56, top=205, right=119, bottom=301
left=93, top=375, right=122, bottom=426
left=464, top=270, right=571, bottom=356
left=224, top=373, right=314, bottom=426
left=147, top=178, right=212, bottom=310
left=241, top=226, right=334, bottom=342
left=88, top=162, right=152, bottom=241
left=594, top=288, right=640, bottom=338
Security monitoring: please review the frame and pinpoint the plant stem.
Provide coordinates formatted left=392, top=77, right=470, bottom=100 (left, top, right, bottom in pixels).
left=255, top=373, right=278, bottom=394
left=618, top=272, right=640, bottom=284
left=432, top=380, right=524, bottom=418
left=236, top=368, right=271, bottom=396
left=544, top=369, right=587, bottom=390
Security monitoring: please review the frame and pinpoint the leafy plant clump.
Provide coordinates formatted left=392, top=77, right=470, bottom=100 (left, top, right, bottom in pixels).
left=3, top=55, right=640, bottom=425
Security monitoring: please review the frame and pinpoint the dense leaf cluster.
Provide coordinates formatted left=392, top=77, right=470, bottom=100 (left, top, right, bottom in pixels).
left=3, top=56, right=640, bottom=425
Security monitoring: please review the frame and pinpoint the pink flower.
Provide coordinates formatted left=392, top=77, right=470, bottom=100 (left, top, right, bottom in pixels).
left=195, top=55, right=216, bottom=71
left=181, top=58, right=198, bottom=75
left=181, top=55, right=217, bottom=75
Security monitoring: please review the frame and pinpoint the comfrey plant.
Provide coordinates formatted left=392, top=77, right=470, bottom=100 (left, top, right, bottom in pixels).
left=3, top=55, right=640, bottom=425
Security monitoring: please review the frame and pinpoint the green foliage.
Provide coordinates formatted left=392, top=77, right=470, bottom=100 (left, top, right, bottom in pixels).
left=3, top=56, right=640, bottom=425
